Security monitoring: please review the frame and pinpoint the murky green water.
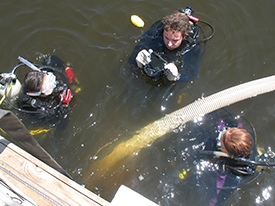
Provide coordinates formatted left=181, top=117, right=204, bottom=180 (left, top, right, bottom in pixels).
left=1, top=0, right=275, bottom=205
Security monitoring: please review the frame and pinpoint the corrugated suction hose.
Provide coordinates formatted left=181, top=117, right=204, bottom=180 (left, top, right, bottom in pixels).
left=89, top=75, right=275, bottom=177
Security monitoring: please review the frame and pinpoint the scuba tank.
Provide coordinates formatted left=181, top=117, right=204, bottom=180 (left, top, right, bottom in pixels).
left=0, top=73, right=22, bottom=99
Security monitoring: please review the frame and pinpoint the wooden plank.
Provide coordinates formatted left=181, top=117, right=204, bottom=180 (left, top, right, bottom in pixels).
left=0, top=136, right=110, bottom=206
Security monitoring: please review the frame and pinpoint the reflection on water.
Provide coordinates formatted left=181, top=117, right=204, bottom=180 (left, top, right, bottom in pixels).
left=1, top=0, right=275, bottom=205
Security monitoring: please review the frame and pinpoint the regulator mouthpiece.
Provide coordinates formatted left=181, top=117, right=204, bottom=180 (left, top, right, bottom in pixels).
left=184, top=6, right=193, bottom=17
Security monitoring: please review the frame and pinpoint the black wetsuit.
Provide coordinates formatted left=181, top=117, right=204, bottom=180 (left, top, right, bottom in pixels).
left=191, top=109, right=258, bottom=205
left=128, top=109, right=259, bottom=206
left=17, top=56, right=71, bottom=122
left=129, top=20, right=201, bottom=82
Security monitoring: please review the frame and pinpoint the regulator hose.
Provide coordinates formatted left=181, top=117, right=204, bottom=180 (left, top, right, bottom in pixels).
left=89, top=75, right=275, bottom=177
left=200, top=150, right=275, bottom=167
left=178, top=7, right=215, bottom=43
left=197, top=19, right=215, bottom=43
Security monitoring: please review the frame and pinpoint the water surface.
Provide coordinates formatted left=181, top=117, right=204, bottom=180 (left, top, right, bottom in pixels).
left=0, top=0, right=275, bottom=205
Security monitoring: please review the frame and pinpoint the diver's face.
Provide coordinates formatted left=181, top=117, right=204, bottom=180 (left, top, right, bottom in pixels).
left=163, top=30, right=183, bottom=50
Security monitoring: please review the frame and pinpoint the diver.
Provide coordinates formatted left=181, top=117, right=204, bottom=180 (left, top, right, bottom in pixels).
left=191, top=109, right=274, bottom=205
left=151, top=108, right=275, bottom=206
left=129, top=6, right=214, bottom=82
left=0, top=55, right=77, bottom=125
left=201, top=123, right=254, bottom=205
left=17, top=55, right=76, bottom=123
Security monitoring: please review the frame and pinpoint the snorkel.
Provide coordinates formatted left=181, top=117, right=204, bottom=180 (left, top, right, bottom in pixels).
left=18, top=56, right=41, bottom=72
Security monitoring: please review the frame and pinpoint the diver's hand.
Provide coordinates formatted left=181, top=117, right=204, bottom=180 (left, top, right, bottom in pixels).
left=164, top=63, right=180, bottom=81
left=135, top=49, right=151, bottom=68
left=59, top=89, right=73, bottom=104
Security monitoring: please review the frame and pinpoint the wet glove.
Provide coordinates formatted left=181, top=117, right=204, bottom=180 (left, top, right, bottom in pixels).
left=164, top=63, right=180, bottom=81
left=135, top=49, right=151, bottom=68
left=59, top=89, right=73, bottom=104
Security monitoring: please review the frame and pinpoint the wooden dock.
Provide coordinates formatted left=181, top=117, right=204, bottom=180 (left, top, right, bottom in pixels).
left=0, top=136, right=111, bottom=206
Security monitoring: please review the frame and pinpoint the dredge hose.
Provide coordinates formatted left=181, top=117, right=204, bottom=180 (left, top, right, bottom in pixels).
left=88, top=75, right=275, bottom=178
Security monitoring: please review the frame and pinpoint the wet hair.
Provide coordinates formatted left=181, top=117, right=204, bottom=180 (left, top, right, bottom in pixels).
left=221, top=127, right=253, bottom=158
left=24, top=71, right=44, bottom=92
left=161, top=11, right=191, bottom=36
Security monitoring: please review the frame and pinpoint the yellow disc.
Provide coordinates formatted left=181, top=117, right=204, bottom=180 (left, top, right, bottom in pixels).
left=179, top=173, right=185, bottom=179
left=131, top=15, right=144, bottom=28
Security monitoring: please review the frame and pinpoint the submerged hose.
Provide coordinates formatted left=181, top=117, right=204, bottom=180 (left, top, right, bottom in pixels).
left=89, top=75, right=275, bottom=177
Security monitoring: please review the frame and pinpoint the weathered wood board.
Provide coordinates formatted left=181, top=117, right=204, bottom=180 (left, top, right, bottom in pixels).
left=0, top=136, right=110, bottom=206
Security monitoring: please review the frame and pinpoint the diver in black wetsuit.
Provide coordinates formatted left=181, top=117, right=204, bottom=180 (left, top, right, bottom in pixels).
left=129, top=8, right=202, bottom=82
left=190, top=109, right=260, bottom=206
left=17, top=55, right=75, bottom=123
left=155, top=109, right=269, bottom=206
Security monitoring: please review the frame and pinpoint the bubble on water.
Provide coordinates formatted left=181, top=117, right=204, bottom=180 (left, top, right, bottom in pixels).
left=138, top=174, right=144, bottom=181
left=92, top=156, right=98, bottom=160
left=262, top=186, right=272, bottom=200
left=161, top=105, right=166, bottom=111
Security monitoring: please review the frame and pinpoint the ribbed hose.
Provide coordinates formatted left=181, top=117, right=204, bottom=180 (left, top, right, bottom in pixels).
left=142, top=75, right=275, bottom=142
left=88, top=75, right=275, bottom=178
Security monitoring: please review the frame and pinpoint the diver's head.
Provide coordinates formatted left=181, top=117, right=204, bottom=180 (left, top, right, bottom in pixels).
left=221, top=127, right=253, bottom=158
left=24, top=70, right=56, bottom=96
left=162, top=11, right=191, bottom=50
